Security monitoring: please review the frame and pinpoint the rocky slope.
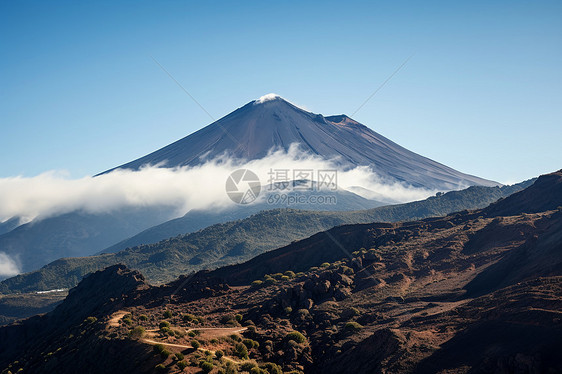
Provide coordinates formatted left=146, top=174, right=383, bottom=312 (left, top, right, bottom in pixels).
left=0, top=170, right=560, bottom=374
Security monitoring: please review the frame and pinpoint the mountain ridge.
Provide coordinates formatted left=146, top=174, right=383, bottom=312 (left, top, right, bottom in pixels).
left=103, top=95, right=497, bottom=190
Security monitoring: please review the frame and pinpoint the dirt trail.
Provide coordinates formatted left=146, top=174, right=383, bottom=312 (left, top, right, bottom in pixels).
left=142, top=330, right=247, bottom=364
left=107, top=310, right=128, bottom=327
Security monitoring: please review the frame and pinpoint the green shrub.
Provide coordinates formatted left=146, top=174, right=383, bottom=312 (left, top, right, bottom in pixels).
left=210, top=338, right=219, bottom=344
left=159, top=321, right=171, bottom=330
left=122, top=317, right=133, bottom=325
left=177, top=360, right=188, bottom=370
left=154, top=363, right=167, bottom=372
left=139, top=314, right=149, bottom=321
left=129, top=326, right=145, bottom=339
left=242, top=339, right=259, bottom=349
left=235, top=342, right=249, bottom=359
left=191, top=340, right=200, bottom=349
left=163, top=310, right=173, bottom=318
left=200, top=361, right=213, bottom=373
left=285, top=331, right=307, bottom=344
left=160, top=349, right=171, bottom=359
left=284, top=270, right=296, bottom=278
left=280, top=275, right=290, bottom=281
left=284, top=306, right=293, bottom=314
left=182, top=313, right=195, bottom=322
left=264, top=362, right=282, bottom=374
left=215, top=350, right=224, bottom=359
left=188, top=331, right=196, bottom=337
left=235, top=314, right=243, bottom=322
left=240, top=361, right=257, bottom=371
left=84, top=316, right=97, bottom=324
left=321, top=262, right=330, bottom=268
left=225, top=362, right=238, bottom=374
left=344, top=321, right=363, bottom=332
left=251, top=280, right=263, bottom=288
left=153, top=344, right=166, bottom=354
left=175, top=352, right=184, bottom=360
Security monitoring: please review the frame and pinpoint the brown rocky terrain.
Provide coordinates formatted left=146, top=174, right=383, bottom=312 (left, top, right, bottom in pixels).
left=0, top=170, right=561, bottom=374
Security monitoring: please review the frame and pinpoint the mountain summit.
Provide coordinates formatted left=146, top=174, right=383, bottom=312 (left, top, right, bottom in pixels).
left=105, top=94, right=496, bottom=189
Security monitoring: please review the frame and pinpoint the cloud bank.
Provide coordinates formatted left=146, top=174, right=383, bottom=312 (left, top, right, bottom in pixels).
left=0, top=145, right=436, bottom=223
left=0, top=252, right=20, bottom=278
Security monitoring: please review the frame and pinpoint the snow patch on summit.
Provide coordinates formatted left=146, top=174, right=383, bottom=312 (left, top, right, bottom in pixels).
left=255, top=93, right=282, bottom=104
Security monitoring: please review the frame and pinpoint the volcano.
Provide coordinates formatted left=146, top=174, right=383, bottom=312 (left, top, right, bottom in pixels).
left=105, top=94, right=496, bottom=190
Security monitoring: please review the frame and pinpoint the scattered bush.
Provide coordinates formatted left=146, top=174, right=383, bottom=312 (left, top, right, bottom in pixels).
left=280, top=275, right=290, bottom=281
left=240, top=361, right=258, bottom=371
left=129, top=326, right=145, bottom=339
left=263, top=276, right=276, bottom=286
left=242, top=339, right=259, bottom=349
left=84, top=316, right=97, bottom=324
left=235, top=314, right=243, bottom=322
left=154, top=363, right=166, bottom=372
left=284, top=270, right=296, bottom=278
left=153, top=344, right=166, bottom=354
left=285, top=331, right=307, bottom=344
left=264, top=362, right=283, bottom=374
left=191, top=340, right=201, bottom=349
left=235, top=342, right=249, bottom=359
left=344, top=321, right=363, bottom=332
left=321, top=262, right=331, bottom=268
left=163, top=310, right=173, bottom=318
left=284, top=306, right=293, bottom=315
left=251, top=280, right=263, bottom=288
left=215, top=350, right=224, bottom=359
left=182, top=313, right=195, bottom=322
left=160, top=349, right=171, bottom=359
left=199, top=361, right=213, bottom=373
left=159, top=321, right=171, bottom=330
left=210, top=338, right=219, bottom=344
left=188, top=331, right=196, bottom=337
left=139, top=314, right=149, bottom=321
left=175, top=352, right=184, bottom=361
left=225, top=362, right=238, bottom=374
left=177, top=360, right=188, bottom=370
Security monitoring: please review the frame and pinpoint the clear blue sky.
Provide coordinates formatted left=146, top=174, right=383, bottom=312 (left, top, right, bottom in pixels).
left=1, top=0, right=560, bottom=183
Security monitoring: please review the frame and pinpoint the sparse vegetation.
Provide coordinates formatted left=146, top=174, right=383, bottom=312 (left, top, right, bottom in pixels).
left=129, top=326, right=145, bottom=339
left=200, top=361, right=213, bottom=373
left=177, top=360, right=188, bottom=370
left=235, top=342, right=249, bottom=359
left=286, top=331, right=307, bottom=344
left=344, top=321, right=363, bottom=332
left=191, top=340, right=200, bottom=349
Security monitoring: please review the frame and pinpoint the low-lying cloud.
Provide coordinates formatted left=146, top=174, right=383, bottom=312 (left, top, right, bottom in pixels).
left=0, top=145, right=436, bottom=223
left=0, top=252, right=20, bottom=278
